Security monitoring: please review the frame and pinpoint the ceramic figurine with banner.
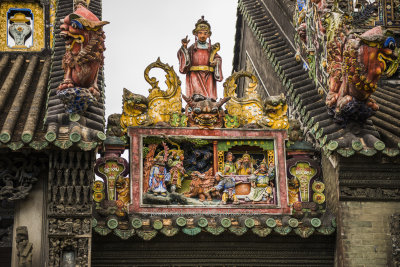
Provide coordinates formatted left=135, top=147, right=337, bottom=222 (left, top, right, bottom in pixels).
left=178, top=16, right=223, bottom=100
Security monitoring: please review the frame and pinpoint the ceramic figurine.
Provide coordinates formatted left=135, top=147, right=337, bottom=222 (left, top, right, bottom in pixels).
left=184, top=168, right=216, bottom=202
left=178, top=16, right=223, bottom=99
left=8, top=13, right=32, bottom=48
left=182, top=94, right=230, bottom=128
left=223, top=152, right=236, bottom=175
left=148, top=156, right=171, bottom=196
left=211, top=173, right=241, bottom=205
left=167, top=150, right=186, bottom=192
left=245, top=162, right=275, bottom=203
left=235, top=153, right=254, bottom=175
left=326, top=26, right=399, bottom=122
left=58, top=2, right=109, bottom=98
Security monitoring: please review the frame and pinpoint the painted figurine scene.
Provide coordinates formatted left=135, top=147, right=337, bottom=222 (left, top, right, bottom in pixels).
left=142, top=137, right=277, bottom=206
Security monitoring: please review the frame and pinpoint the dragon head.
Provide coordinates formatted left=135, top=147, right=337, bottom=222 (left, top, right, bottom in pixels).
left=356, top=27, right=399, bottom=91
left=183, top=94, right=230, bottom=128
left=60, top=4, right=109, bottom=54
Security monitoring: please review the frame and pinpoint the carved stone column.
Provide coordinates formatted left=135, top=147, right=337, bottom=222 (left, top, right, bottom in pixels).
left=47, top=151, right=95, bottom=267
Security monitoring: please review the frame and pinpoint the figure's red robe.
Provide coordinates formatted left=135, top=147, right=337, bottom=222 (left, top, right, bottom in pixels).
left=177, top=43, right=223, bottom=99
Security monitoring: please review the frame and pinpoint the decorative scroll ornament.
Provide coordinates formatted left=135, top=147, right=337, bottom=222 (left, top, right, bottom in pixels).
left=94, top=156, right=129, bottom=202
left=223, top=70, right=263, bottom=126
left=224, top=71, right=288, bottom=129
left=146, top=58, right=183, bottom=125
left=289, top=161, right=316, bottom=202
left=120, top=88, right=152, bottom=131
left=287, top=156, right=323, bottom=207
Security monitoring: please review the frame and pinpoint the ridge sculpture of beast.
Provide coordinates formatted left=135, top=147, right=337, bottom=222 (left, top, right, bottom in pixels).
left=326, top=26, right=399, bottom=123
left=182, top=94, right=230, bottom=128
left=58, top=3, right=109, bottom=99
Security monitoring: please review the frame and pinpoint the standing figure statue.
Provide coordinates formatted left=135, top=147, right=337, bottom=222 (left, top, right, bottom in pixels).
left=167, top=151, right=186, bottom=192
left=177, top=16, right=223, bottom=99
left=148, top=156, right=171, bottom=196
left=16, top=226, right=33, bottom=267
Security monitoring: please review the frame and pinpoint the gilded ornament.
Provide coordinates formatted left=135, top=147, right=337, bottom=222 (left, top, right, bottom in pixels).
left=312, top=181, right=325, bottom=193
left=224, top=70, right=263, bottom=126
left=120, top=88, right=152, bottom=131
left=313, top=192, right=326, bottom=204
left=49, top=0, right=57, bottom=48
left=146, top=58, right=183, bottom=125
left=0, top=2, right=44, bottom=51
left=257, top=94, right=289, bottom=129
left=8, top=13, right=31, bottom=48
left=93, top=181, right=104, bottom=192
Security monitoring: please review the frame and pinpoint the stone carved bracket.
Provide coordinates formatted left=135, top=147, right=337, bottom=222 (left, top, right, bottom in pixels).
left=48, top=218, right=91, bottom=236
left=0, top=155, right=45, bottom=202
left=340, top=186, right=400, bottom=201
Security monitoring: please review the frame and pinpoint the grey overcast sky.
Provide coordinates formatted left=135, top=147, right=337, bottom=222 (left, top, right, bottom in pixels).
left=102, top=0, right=238, bottom=118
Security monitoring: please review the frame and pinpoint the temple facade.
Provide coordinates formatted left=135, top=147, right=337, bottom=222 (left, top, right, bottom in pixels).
left=0, top=0, right=399, bottom=266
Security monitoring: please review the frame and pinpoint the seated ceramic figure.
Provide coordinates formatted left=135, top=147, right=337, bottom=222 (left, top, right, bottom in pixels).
left=245, top=162, right=275, bottom=203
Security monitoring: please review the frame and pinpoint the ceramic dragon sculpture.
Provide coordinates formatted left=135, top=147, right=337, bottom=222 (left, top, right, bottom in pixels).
left=145, top=58, right=183, bottom=125
left=58, top=2, right=109, bottom=99
left=325, top=23, right=399, bottom=122
left=223, top=71, right=289, bottom=129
